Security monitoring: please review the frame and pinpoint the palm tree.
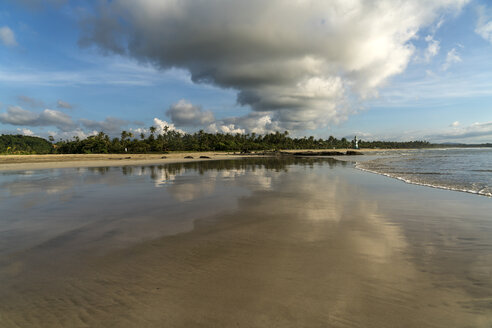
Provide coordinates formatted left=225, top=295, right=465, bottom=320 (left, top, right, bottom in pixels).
left=121, top=131, right=128, bottom=142
left=149, top=126, right=156, bottom=136
left=121, top=131, right=129, bottom=152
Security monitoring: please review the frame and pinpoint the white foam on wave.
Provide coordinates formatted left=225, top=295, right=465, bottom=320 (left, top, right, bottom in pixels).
left=355, top=162, right=492, bottom=198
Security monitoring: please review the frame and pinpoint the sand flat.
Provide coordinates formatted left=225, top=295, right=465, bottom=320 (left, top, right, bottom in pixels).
left=1, top=158, right=491, bottom=327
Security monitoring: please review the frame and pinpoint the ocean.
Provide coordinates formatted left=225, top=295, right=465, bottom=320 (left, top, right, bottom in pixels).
left=356, top=148, right=492, bottom=197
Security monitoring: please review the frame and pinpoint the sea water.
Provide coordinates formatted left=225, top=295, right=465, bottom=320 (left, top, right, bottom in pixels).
left=357, top=148, right=492, bottom=197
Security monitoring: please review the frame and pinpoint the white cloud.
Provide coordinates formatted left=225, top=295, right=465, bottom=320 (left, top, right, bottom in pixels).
left=207, top=123, right=245, bottom=135
left=79, top=117, right=130, bottom=135
left=207, top=113, right=280, bottom=135
left=476, top=21, right=492, bottom=43
left=442, top=48, right=462, bottom=70
left=424, top=35, right=440, bottom=61
left=0, top=26, right=17, bottom=47
left=48, top=128, right=97, bottom=141
left=16, top=128, right=35, bottom=136
left=430, top=121, right=492, bottom=142
left=219, top=124, right=245, bottom=135
left=451, top=121, right=460, bottom=127
left=130, top=127, right=148, bottom=137
left=165, top=99, right=282, bottom=134
left=476, top=5, right=492, bottom=44
left=57, top=100, right=73, bottom=109
left=0, top=103, right=189, bottom=139
left=79, top=0, right=469, bottom=131
left=153, top=118, right=184, bottom=135
left=0, top=106, right=76, bottom=131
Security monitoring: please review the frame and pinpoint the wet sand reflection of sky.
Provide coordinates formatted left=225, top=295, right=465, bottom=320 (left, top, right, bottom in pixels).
left=0, top=158, right=491, bottom=327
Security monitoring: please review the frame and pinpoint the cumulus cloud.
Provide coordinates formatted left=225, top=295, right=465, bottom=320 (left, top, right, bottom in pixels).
left=442, top=48, right=462, bottom=70
left=215, top=112, right=281, bottom=135
left=451, top=121, right=460, bottom=127
left=165, top=99, right=281, bottom=134
left=153, top=118, right=184, bottom=135
left=0, top=102, right=185, bottom=139
left=207, top=123, right=245, bottom=135
left=0, top=106, right=76, bottom=131
left=79, top=117, right=130, bottom=135
left=80, top=0, right=468, bottom=131
left=57, top=100, right=73, bottom=109
left=0, top=101, right=190, bottom=139
left=16, top=128, right=35, bottom=136
left=0, top=26, right=17, bottom=47
left=48, top=128, right=97, bottom=141
left=166, top=100, right=215, bottom=127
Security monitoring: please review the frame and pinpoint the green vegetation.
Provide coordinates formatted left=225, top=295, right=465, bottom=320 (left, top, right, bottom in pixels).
left=53, top=130, right=433, bottom=154
left=2, top=130, right=487, bottom=155
left=0, top=134, right=53, bottom=154
left=357, top=140, right=431, bottom=149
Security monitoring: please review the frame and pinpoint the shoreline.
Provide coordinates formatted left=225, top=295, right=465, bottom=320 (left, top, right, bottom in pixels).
left=355, top=164, right=492, bottom=198
left=3, top=150, right=489, bottom=200
left=0, top=152, right=252, bottom=171
left=0, top=148, right=392, bottom=171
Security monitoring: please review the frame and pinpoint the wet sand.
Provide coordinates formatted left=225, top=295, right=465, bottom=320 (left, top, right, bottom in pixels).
left=1, top=158, right=491, bottom=327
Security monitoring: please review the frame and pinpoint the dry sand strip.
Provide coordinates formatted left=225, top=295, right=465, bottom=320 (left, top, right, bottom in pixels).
left=0, top=152, right=252, bottom=171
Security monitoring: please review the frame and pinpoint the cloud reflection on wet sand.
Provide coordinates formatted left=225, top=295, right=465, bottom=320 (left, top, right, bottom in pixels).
left=0, top=158, right=491, bottom=327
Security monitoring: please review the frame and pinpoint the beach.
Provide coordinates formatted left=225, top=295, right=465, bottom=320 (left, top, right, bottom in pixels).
left=0, top=149, right=389, bottom=171
left=0, top=152, right=247, bottom=171
left=1, top=157, right=491, bottom=327
left=2, top=0, right=490, bottom=326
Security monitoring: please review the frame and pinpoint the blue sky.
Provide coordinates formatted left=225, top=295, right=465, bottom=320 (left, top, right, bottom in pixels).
left=0, top=0, right=491, bottom=143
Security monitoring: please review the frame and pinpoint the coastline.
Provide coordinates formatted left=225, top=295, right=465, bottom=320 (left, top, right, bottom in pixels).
left=0, top=148, right=391, bottom=171
left=354, top=148, right=492, bottom=198
left=356, top=163, right=492, bottom=197
left=0, top=152, right=250, bottom=171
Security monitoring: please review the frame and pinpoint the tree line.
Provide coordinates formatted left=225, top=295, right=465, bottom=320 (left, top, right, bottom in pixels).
left=0, top=134, right=53, bottom=154
left=52, top=130, right=434, bottom=153
left=1, top=129, right=436, bottom=154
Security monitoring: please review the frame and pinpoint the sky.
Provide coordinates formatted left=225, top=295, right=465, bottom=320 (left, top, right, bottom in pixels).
left=0, top=0, right=492, bottom=143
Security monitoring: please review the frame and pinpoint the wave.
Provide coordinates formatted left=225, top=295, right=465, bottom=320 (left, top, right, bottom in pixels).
left=356, top=163, right=492, bottom=198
